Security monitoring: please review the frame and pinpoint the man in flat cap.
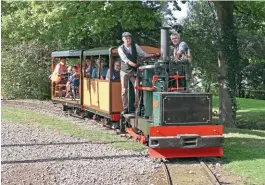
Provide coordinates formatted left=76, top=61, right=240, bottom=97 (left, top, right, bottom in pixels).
left=118, top=32, right=158, bottom=114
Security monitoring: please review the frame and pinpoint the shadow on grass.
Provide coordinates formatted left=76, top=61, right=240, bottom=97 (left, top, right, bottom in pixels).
left=1, top=154, right=145, bottom=165
left=1, top=141, right=129, bottom=148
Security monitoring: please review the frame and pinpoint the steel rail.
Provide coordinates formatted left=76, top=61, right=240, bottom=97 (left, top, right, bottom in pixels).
left=198, top=159, right=221, bottom=185
left=161, top=161, right=174, bottom=185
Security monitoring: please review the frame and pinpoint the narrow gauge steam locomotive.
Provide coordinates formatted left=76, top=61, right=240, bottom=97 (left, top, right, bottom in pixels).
left=51, top=27, right=224, bottom=159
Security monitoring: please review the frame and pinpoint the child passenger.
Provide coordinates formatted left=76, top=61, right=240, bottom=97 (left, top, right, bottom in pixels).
left=66, top=66, right=79, bottom=98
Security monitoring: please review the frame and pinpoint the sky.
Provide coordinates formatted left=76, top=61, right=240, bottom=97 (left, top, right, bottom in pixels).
left=166, top=0, right=189, bottom=23
left=174, top=2, right=189, bottom=20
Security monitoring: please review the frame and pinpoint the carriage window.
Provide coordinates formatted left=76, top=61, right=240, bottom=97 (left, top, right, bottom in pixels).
left=106, top=57, right=121, bottom=81
left=91, top=56, right=109, bottom=80
left=83, top=58, right=94, bottom=78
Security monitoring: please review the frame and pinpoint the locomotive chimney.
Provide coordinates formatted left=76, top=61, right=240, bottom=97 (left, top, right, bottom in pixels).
left=160, top=26, right=170, bottom=61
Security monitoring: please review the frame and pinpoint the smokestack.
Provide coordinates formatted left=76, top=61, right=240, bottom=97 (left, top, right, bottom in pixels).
left=160, top=26, right=170, bottom=61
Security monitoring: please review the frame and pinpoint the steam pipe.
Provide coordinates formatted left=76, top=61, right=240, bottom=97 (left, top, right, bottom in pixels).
left=160, top=26, right=170, bottom=61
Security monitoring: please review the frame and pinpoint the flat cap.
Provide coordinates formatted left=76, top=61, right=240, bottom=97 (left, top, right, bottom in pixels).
left=122, top=32, right=132, bottom=37
left=171, top=31, right=180, bottom=37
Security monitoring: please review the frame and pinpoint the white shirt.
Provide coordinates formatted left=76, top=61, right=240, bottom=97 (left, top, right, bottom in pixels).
left=118, top=44, right=146, bottom=64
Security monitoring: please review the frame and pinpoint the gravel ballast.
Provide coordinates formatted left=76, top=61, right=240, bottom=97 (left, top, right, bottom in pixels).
left=1, top=100, right=162, bottom=185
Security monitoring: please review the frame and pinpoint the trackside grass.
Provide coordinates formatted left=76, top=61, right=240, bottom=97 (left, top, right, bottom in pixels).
left=212, top=97, right=265, bottom=184
left=1, top=106, right=146, bottom=151
left=224, top=128, right=265, bottom=185
left=212, top=96, right=265, bottom=130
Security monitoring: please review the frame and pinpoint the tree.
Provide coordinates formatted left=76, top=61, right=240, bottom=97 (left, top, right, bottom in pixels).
left=213, top=1, right=240, bottom=127
left=1, top=1, right=163, bottom=99
left=2, top=1, right=162, bottom=49
left=234, top=1, right=265, bottom=99
left=181, top=1, right=219, bottom=94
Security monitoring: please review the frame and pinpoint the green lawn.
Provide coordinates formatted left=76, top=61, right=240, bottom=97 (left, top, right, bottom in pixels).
left=212, top=96, right=265, bottom=130
left=223, top=127, right=265, bottom=185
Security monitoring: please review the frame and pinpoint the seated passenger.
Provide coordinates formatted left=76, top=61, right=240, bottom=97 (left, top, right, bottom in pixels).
left=66, top=66, right=80, bottom=98
left=65, top=66, right=73, bottom=98
left=106, top=60, right=121, bottom=81
left=84, top=59, right=93, bottom=77
left=91, top=58, right=109, bottom=79
left=76, top=64, right=81, bottom=73
left=66, top=66, right=72, bottom=77
left=51, top=57, right=67, bottom=83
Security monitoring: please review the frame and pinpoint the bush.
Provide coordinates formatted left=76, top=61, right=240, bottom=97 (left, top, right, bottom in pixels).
left=1, top=42, right=53, bottom=100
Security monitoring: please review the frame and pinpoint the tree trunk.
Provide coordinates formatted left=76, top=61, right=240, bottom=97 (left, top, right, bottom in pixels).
left=217, top=53, right=234, bottom=126
left=213, top=1, right=240, bottom=127
left=237, top=72, right=243, bottom=97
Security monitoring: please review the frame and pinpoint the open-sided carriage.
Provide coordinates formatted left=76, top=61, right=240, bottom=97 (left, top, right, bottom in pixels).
left=51, top=50, right=83, bottom=105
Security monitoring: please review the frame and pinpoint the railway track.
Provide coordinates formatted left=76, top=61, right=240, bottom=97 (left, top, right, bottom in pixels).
left=160, top=158, right=221, bottom=185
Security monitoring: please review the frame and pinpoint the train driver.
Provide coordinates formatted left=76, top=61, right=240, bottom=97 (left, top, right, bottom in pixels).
left=118, top=32, right=158, bottom=114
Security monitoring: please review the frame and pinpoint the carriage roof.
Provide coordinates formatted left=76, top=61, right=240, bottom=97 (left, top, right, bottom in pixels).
left=83, top=47, right=111, bottom=56
left=51, top=45, right=160, bottom=58
left=51, top=50, right=83, bottom=58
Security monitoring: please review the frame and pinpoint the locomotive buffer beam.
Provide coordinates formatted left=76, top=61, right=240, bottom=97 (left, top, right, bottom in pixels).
left=149, top=134, right=224, bottom=149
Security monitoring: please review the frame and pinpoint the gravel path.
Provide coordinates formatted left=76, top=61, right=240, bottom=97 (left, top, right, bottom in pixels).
left=1, top=100, right=162, bottom=185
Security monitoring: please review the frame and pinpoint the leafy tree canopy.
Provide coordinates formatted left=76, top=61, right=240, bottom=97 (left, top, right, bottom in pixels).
left=2, top=1, right=162, bottom=49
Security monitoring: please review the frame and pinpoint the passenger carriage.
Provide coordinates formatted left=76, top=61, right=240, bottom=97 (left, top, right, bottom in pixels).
left=51, top=46, right=160, bottom=122
left=51, top=50, right=83, bottom=107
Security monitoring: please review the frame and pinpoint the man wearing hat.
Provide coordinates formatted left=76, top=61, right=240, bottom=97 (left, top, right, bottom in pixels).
left=118, top=32, right=158, bottom=114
